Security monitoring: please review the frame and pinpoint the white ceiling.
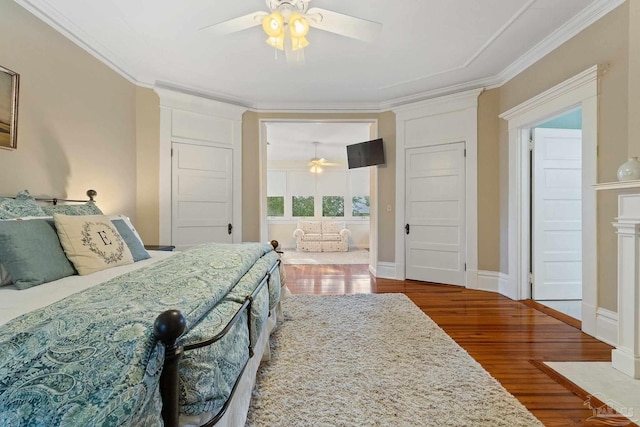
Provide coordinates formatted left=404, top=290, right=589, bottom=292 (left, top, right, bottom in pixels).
left=16, top=0, right=620, bottom=110
left=266, top=122, right=372, bottom=162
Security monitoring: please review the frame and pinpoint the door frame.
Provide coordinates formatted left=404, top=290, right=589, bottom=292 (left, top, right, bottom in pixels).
left=258, top=118, right=379, bottom=270
left=499, top=65, right=600, bottom=336
left=156, top=87, right=246, bottom=246
left=394, top=89, right=481, bottom=287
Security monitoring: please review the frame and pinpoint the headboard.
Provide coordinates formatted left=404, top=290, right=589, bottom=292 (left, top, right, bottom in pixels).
left=5, top=189, right=97, bottom=206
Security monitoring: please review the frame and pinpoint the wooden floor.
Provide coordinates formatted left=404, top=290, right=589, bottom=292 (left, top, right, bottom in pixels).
left=284, top=264, right=632, bottom=427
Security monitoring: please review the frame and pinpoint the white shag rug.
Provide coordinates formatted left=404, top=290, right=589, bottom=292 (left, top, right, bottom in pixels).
left=281, top=249, right=369, bottom=265
left=246, top=294, right=543, bottom=427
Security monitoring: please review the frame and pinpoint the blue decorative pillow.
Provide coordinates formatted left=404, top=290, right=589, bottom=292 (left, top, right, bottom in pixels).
left=41, top=201, right=104, bottom=216
left=111, top=219, right=150, bottom=262
left=0, top=190, right=46, bottom=219
left=0, top=219, right=76, bottom=289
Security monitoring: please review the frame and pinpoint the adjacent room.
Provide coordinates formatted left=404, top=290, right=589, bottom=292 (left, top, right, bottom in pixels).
left=1, top=0, right=639, bottom=426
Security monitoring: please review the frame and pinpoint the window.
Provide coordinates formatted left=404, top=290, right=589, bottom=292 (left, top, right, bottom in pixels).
left=322, top=196, right=344, bottom=217
left=292, top=196, right=314, bottom=217
left=267, top=196, right=284, bottom=217
left=352, top=196, right=370, bottom=217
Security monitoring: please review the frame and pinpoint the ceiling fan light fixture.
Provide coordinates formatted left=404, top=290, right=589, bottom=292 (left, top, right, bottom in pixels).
left=289, top=13, right=309, bottom=37
left=291, top=35, right=309, bottom=51
left=310, top=164, right=323, bottom=174
left=262, top=12, right=284, bottom=38
left=266, top=34, right=285, bottom=50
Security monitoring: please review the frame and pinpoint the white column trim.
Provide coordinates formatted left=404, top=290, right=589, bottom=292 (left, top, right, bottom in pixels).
left=154, top=87, right=247, bottom=245
left=393, top=88, right=482, bottom=285
left=612, top=205, right=640, bottom=378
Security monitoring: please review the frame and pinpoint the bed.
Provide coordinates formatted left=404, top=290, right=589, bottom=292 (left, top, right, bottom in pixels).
left=0, top=190, right=286, bottom=426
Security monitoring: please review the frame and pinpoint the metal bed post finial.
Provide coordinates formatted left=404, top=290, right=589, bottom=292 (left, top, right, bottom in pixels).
left=154, top=309, right=186, bottom=427
left=86, top=189, right=97, bottom=202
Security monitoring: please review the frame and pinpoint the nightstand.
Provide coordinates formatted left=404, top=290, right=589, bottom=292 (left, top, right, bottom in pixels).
left=144, top=244, right=175, bottom=252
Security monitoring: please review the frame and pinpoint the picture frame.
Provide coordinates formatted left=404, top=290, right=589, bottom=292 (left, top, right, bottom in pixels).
left=0, top=65, right=19, bottom=150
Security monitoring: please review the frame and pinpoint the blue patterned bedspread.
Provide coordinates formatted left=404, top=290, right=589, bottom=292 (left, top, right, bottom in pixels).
left=0, top=242, right=278, bottom=426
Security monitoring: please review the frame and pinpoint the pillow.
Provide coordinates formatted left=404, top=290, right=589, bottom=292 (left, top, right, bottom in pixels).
left=322, top=221, right=345, bottom=234
left=54, top=214, right=134, bottom=275
left=298, top=220, right=321, bottom=234
left=0, top=263, right=12, bottom=287
left=0, top=190, right=46, bottom=219
left=0, top=219, right=76, bottom=289
left=111, top=219, right=150, bottom=262
left=42, top=201, right=104, bottom=216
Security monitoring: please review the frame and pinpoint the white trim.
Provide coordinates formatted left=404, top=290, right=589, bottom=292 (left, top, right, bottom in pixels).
left=498, top=0, right=624, bottom=86
left=154, top=87, right=247, bottom=245
left=596, top=308, right=619, bottom=347
left=393, top=89, right=481, bottom=285
left=375, top=262, right=396, bottom=280
left=594, top=180, right=640, bottom=191
left=499, top=65, right=600, bottom=339
left=15, top=0, right=623, bottom=112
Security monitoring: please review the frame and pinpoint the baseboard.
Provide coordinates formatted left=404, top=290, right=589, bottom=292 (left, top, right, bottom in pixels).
left=375, top=262, right=396, bottom=279
left=477, top=270, right=511, bottom=298
left=596, top=307, right=618, bottom=347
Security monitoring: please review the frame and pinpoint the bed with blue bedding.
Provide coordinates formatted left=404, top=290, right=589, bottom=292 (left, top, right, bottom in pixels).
left=0, top=238, right=283, bottom=426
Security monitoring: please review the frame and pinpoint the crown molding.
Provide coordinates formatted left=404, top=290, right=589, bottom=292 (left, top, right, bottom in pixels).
left=15, top=0, right=140, bottom=85
left=497, top=0, right=625, bottom=85
left=15, top=0, right=625, bottom=112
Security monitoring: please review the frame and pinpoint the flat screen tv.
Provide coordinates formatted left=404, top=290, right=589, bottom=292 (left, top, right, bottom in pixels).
left=346, top=138, right=385, bottom=169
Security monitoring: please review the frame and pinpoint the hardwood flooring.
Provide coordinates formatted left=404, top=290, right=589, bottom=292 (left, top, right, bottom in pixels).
left=284, top=264, right=633, bottom=427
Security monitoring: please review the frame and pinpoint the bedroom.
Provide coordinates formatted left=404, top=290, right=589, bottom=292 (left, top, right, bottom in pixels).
left=0, top=0, right=638, bottom=425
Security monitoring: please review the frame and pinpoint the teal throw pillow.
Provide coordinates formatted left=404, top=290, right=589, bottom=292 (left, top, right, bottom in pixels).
left=0, top=219, right=76, bottom=289
left=41, top=201, right=104, bottom=216
left=0, top=190, right=46, bottom=219
left=111, top=219, right=150, bottom=262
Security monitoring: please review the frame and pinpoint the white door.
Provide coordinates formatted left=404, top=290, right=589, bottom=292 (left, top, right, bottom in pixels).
left=172, top=142, right=233, bottom=250
left=405, top=143, right=466, bottom=285
left=532, top=128, right=582, bottom=300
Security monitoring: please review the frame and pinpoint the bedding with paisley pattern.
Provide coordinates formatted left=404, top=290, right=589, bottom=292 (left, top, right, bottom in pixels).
left=0, top=242, right=281, bottom=426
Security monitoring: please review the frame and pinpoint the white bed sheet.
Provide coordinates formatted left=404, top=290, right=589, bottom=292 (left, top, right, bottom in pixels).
left=0, top=250, right=176, bottom=326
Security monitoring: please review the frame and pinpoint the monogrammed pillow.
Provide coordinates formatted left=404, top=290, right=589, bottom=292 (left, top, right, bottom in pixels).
left=54, top=214, right=134, bottom=275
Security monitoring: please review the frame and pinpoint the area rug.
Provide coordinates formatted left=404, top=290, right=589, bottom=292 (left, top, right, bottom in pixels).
left=245, top=294, right=543, bottom=426
left=544, top=361, right=640, bottom=424
left=281, top=249, right=369, bottom=265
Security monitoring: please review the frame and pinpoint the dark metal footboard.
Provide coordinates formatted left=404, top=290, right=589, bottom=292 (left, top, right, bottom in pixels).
left=154, top=242, right=281, bottom=427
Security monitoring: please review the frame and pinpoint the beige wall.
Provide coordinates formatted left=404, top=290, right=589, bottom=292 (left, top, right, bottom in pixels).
left=0, top=0, right=137, bottom=217
left=135, top=87, right=160, bottom=244
left=477, top=89, right=501, bottom=271
left=242, top=111, right=396, bottom=262
left=486, top=2, right=630, bottom=310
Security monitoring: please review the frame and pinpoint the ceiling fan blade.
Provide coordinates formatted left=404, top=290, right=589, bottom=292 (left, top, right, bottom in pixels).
left=199, top=11, right=267, bottom=35
left=305, top=7, right=382, bottom=42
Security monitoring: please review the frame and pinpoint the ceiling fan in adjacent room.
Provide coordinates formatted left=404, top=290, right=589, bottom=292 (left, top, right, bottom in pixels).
left=309, top=141, right=339, bottom=173
left=200, top=0, right=382, bottom=64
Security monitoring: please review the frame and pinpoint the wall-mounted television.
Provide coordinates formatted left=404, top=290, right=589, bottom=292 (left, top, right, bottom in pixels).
left=346, top=138, right=385, bottom=169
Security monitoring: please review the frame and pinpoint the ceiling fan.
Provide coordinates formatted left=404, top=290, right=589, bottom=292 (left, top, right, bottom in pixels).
left=309, top=141, right=339, bottom=173
left=201, top=0, right=382, bottom=64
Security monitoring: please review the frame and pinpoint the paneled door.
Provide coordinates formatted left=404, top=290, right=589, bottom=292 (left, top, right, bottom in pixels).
left=532, top=128, right=582, bottom=300
left=405, top=142, right=466, bottom=285
left=172, top=142, right=233, bottom=250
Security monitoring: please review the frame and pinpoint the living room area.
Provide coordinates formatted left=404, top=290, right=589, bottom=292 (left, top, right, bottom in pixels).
left=265, top=121, right=374, bottom=266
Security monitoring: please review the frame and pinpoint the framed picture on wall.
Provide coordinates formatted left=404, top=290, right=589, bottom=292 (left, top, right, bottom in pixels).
left=0, top=65, right=19, bottom=150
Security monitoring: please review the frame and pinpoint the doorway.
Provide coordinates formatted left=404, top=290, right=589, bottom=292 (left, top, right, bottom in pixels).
left=259, top=120, right=379, bottom=269
left=531, top=110, right=583, bottom=320
left=500, top=65, right=599, bottom=336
